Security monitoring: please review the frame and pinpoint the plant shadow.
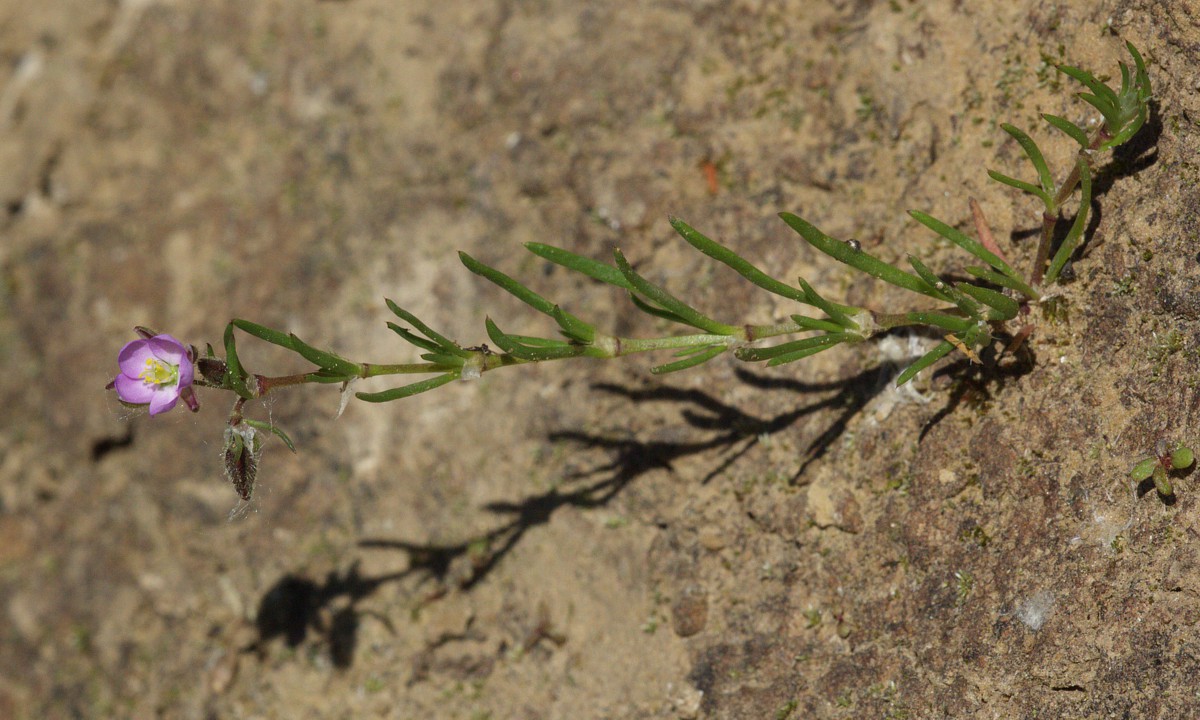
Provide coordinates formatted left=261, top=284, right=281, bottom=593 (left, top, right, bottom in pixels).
left=247, top=363, right=896, bottom=668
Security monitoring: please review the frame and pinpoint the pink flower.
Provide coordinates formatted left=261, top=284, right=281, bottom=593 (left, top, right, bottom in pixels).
left=112, top=334, right=195, bottom=416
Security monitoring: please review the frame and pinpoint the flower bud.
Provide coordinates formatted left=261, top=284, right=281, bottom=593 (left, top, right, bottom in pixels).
left=223, top=424, right=263, bottom=501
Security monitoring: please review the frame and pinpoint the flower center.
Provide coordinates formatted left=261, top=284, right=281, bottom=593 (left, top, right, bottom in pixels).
left=139, top=357, right=179, bottom=388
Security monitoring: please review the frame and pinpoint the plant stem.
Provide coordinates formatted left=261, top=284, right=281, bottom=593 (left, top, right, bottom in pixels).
left=1031, top=125, right=1111, bottom=286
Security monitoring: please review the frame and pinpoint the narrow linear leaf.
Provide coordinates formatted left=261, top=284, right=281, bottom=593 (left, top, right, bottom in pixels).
left=790, top=314, right=846, bottom=333
left=356, top=374, right=458, bottom=403
left=460, top=251, right=555, bottom=313
left=795, top=277, right=859, bottom=329
left=460, top=252, right=593, bottom=333
left=1058, top=65, right=1119, bottom=108
left=419, top=352, right=467, bottom=367
left=223, top=323, right=253, bottom=399
left=895, top=341, right=955, bottom=386
left=288, top=334, right=362, bottom=376
left=651, top=345, right=725, bottom=374
left=1076, top=92, right=1121, bottom=130
left=1044, top=157, right=1092, bottom=285
left=670, top=344, right=721, bottom=358
left=669, top=216, right=807, bottom=303
left=525, top=242, right=633, bottom=289
left=628, top=292, right=692, bottom=327
left=735, top=333, right=847, bottom=362
left=501, top=334, right=576, bottom=349
left=955, top=283, right=1018, bottom=320
left=386, top=322, right=443, bottom=354
left=1127, top=42, right=1151, bottom=100
left=243, top=419, right=297, bottom=453
left=484, top=318, right=584, bottom=361
left=1000, top=124, right=1055, bottom=200
left=232, top=319, right=298, bottom=350
left=765, top=339, right=845, bottom=367
left=385, top=300, right=471, bottom=357
left=1042, top=114, right=1089, bottom=148
left=780, top=212, right=948, bottom=302
left=1104, top=102, right=1147, bottom=149
left=614, top=249, right=737, bottom=334
left=907, top=256, right=982, bottom=319
left=551, top=305, right=595, bottom=343
left=909, top=210, right=1021, bottom=282
left=986, top=170, right=1052, bottom=208
left=1117, top=60, right=1133, bottom=98
left=964, top=266, right=1039, bottom=300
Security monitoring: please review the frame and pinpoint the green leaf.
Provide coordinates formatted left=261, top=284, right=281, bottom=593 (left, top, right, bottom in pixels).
left=908, top=210, right=1024, bottom=285
left=790, top=314, right=846, bottom=333
left=895, top=340, right=955, bottom=386
left=1126, top=42, right=1151, bottom=102
left=907, top=255, right=982, bottom=320
left=385, top=300, right=470, bottom=357
left=1153, top=465, right=1173, bottom=496
left=1000, top=124, right=1056, bottom=204
left=956, top=283, right=1019, bottom=321
left=1103, top=106, right=1147, bottom=149
left=1044, top=156, right=1091, bottom=286
left=735, top=333, right=848, bottom=362
left=419, top=352, right=468, bottom=367
left=288, top=333, right=362, bottom=376
left=551, top=305, right=595, bottom=343
left=386, top=322, right=443, bottom=353
left=222, top=323, right=253, bottom=399
left=627, top=292, right=693, bottom=326
left=780, top=212, right=948, bottom=302
left=1171, top=446, right=1195, bottom=470
left=232, top=319, right=298, bottom=350
left=484, top=318, right=584, bottom=361
left=356, top=373, right=458, bottom=402
left=964, top=266, right=1040, bottom=300
left=524, top=242, right=633, bottom=289
left=1058, top=65, right=1119, bottom=110
left=1130, top=457, right=1158, bottom=481
left=459, top=252, right=592, bottom=333
left=795, top=277, right=859, bottom=329
left=1041, top=114, right=1090, bottom=148
left=613, top=249, right=737, bottom=334
left=669, top=216, right=807, bottom=303
left=1076, top=92, right=1121, bottom=130
left=986, top=170, right=1052, bottom=208
left=763, top=339, right=846, bottom=367
left=651, top=345, right=725, bottom=374
left=243, top=419, right=297, bottom=453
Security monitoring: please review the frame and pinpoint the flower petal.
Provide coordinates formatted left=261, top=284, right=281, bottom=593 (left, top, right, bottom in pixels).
left=147, top=390, right=179, bottom=416
left=117, top=339, right=156, bottom=377
left=147, top=335, right=187, bottom=364
left=149, top=335, right=194, bottom=386
left=114, top=373, right=156, bottom=404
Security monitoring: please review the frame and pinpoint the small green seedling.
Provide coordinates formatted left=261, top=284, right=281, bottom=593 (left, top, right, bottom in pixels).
left=1131, top=440, right=1195, bottom=497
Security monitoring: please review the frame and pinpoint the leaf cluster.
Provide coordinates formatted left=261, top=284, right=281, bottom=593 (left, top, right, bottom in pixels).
left=219, top=43, right=1152, bottom=402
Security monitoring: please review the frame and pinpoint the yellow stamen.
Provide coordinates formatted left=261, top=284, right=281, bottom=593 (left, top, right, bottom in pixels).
left=139, top=357, right=179, bottom=387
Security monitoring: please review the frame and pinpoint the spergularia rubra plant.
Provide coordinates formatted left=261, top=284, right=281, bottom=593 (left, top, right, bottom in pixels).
left=106, top=43, right=1156, bottom=501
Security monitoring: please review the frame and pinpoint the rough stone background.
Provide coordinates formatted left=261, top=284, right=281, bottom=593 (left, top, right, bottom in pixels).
left=2, top=0, right=1199, bottom=717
